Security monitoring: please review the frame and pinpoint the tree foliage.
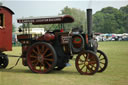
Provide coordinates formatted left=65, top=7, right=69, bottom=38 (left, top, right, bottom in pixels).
left=60, top=6, right=86, bottom=32
left=0, top=2, right=2, bottom=6
left=120, top=5, right=128, bottom=33
left=20, top=5, right=128, bottom=33
left=93, top=5, right=128, bottom=33
left=26, top=6, right=86, bottom=32
left=12, top=24, right=16, bottom=32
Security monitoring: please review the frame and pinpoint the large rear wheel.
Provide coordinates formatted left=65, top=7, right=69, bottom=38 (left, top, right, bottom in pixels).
left=27, top=42, right=57, bottom=73
left=75, top=50, right=99, bottom=75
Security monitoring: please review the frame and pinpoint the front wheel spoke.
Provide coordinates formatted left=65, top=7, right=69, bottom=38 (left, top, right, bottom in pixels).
left=99, top=66, right=102, bottom=69
left=91, top=64, right=96, bottom=70
left=99, top=54, right=102, bottom=58
left=85, top=67, right=88, bottom=73
left=100, top=58, right=105, bottom=61
left=78, top=62, right=84, bottom=65
left=86, top=53, right=90, bottom=61
left=79, top=59, right=85, bottom=62
left=100, top=62, right=105, bottom=64
left=88, top=65, right=95, bottom=72
left=80, top=64, right=86, bottom=70
left=89, top=55, right=94, bottom=60
left=89, top=64, right=97, bottom=71
left=83, top=54, right=87, bottom=59
left=88, top=61, right=96, bottom=65
left=87, top=68, right=93, bottom=72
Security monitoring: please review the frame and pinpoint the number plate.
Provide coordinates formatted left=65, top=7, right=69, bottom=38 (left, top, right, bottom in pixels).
left=61, top=36, right=70, bottom=44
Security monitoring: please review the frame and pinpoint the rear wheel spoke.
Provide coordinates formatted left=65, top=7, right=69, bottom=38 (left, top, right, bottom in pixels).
left=44, top=58, right=54, bottom=62
left=45, top=53, right=53, bottom=57
left=39, top=64, right=42, bottom=70
left=31, top=59, right=38, bottom=63
left=43, top=48, right=49, bottom=56
left=34, top=61, right=39, bottom=66
left=32, top=49, right=38, bottom=55
left=46, top=61, right=52, bottom=68
left=36, top=46, right=41, bottom=54
left=30, top=55, right=37, bottom=58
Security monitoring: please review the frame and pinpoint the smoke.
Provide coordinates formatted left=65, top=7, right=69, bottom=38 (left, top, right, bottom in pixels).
left=0, top=2, right=3, bottom=6
left=88, top=0, right=92, bottom=9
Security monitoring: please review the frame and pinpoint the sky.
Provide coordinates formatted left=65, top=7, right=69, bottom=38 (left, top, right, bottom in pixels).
left=0, top=0, right=128, bottom=27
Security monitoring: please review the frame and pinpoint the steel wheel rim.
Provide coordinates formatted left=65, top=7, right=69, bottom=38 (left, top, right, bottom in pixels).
left=97, top=50, right=108, bottom=72
left=75, top=51, right=99, bottom=75
left=27, top=42, right=57, bottom=73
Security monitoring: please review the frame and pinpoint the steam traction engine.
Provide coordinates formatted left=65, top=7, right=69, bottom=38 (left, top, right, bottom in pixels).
left=16, top=9, right=108, bottom=75
left=0, top=8, right=108, bottom=75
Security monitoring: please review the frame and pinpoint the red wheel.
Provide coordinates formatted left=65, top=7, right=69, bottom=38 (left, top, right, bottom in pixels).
left=75, top=50, right=99, bottom=75
left=97, top=50, right=108, bottom=72
left=27, top=42, right=57, bottom=73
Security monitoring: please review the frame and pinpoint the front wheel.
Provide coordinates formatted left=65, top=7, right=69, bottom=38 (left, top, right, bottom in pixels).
left=97, top=50, right=108, bottom=72
left=75, top=50, right=99, bottom=75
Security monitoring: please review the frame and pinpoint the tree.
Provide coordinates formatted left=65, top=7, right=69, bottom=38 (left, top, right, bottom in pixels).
left=60, top=6, right=86, bottom=32
left=120, top=5, right=128, bottom=14
left=93, top=6, right=126, bottom=33
left=0, top=2, right=2, bottom=6
left=120, top=5, right=128, bottom=33
left=12, top=24, right=16, bottom=32
left=93, top=11, right=105, bottom=32
left=18, top=7, right=86, bottom=32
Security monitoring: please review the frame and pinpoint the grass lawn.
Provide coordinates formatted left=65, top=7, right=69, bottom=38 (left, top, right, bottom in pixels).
left=0, top=41, right=128, bottom=85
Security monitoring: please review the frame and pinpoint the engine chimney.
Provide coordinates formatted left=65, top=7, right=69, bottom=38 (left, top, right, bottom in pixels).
left=87, top=9, right=92, bottom=40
